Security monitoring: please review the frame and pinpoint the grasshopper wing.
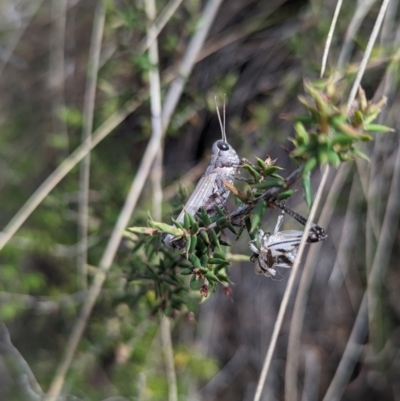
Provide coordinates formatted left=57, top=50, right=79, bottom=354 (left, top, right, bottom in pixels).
left=175, top=172, right=218, bottom=223
left=267, top=231, right=303, bottom=258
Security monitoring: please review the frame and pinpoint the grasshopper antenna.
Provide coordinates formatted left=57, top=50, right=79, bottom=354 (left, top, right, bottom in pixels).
left=215, top=96, right=227, bottom=143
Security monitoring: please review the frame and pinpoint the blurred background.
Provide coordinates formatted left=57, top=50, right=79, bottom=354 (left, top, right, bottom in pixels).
left=0, top=0, right=400, bottom=400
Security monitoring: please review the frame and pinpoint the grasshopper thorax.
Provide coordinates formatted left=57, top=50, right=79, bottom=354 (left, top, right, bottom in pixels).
left=207, top=140, right=240, bottom=172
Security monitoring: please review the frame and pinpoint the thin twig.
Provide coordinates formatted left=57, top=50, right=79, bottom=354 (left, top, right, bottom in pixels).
left=46, top=1, right=222, bottom=397
left=320, top=0, right=344, bottom=78
left=77, top=0, right=106, bottom=291
left=253, top=166, right=330, bottom=401
left=139, top=0, right=184, bottom=54
left=145, top=0, right=178, bottom=399
left=161, top=316, right=178, bottom=401
left=346, top=0, right=391, bottom=112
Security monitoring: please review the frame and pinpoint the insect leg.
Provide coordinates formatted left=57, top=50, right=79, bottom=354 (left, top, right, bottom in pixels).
left=273, top=205, right=286, bottom=234
left=273, top=200, right=327, bottom=242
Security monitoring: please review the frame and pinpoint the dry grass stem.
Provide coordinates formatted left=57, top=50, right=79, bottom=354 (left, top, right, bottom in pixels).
left=77, top=0, right=106, bottom=291
left=139, top=0, right=184, bottom=54
left=146, top=0, right=178, bottom=398
left=346, top=0, right=392, bottom=112
left=321, top=0, right=344, bottom=78
left=161, top=316, right=178, bottom=401
left=253, top=166, right=330, bottom=401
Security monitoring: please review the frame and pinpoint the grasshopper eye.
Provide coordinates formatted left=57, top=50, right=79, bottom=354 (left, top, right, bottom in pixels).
left=217, top=141, right=229, bottom=151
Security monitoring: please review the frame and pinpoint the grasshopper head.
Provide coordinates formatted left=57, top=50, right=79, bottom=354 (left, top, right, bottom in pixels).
left=209, top=140, right=240, bottom=169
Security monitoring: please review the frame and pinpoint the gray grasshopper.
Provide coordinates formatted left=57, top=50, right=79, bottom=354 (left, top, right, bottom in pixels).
left=163, top=101, right=241, bottom=248
left=249, top=201, right=327, bottom=277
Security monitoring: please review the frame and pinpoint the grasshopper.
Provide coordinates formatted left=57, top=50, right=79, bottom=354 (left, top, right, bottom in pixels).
left=249, top=202, right=327, bottom=277
left=163, top=100, right=241, bottom=248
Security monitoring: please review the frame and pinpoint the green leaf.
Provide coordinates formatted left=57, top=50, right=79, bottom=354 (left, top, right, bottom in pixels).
left=245, top=217, right=252, bottom=235
left=251, top=200, right=266, bottom=233
left=225, top=222, right=237, bottom=235
left=183, top=212, right=191, bottom=230
left=190, top=254, right=202, bottom=269
left=294, top=122, right=309, bottom=145
left=331, top=134, right=354, bottom=146
left=185, top=236, right=192, bottom=258
left=208, top=258, right=223, bottom=264
left=148, top=221, right=184, bottom=236
left=302, top=174, right=312, bottom=208
left=171, top=219, right=184, bottom=229
left=200, top=255, right=209, bottom=267
left=205, top=272, right=220, bottom=282
left=196, top=236, right=208, bottom=253
left=327, top=150, right=340, bottom=167
left=188, top=213, right=199, bottom=233
left=199, top=231, right=209, bottom=244
left=317, top=146, right=329, bottom=165
left=181, top=268, right=193, bottom=275
left=256, top=157, right=268, bottom=171
left=263, top=166, right=284, bottom=176
left=277, top=189, right=295, bottom=200
left=352, top=147, right=370, bottom=162
left=126, top=227, right=155, bottom=236
left=291, top=114, right=314, bottom=124
left=216, top=216, right=227, bottom=227
left=254, top=178, right=284, bottom=190
left=364, top=123, right=394, bottom=133
left=198, top=208, right=212, bottom=225
left=209, top=229, right=221, bottom=250
left=303, top=157, right=317, bottom=175
left=190, top=275, right=203, bottom=290
left=189, top=235, right=198, bottom=253
left=215, top=205, right=225, bottom=217
left=242, top=164, right=261, bottom=180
